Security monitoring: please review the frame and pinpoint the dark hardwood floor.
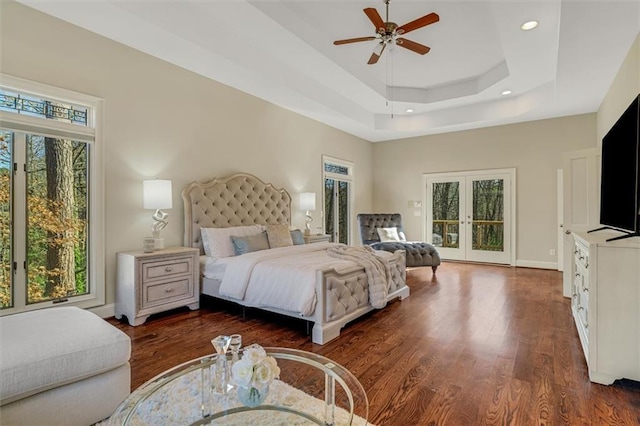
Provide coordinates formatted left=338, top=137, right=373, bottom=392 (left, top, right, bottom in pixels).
left=108, top=262, right=640, bottom=425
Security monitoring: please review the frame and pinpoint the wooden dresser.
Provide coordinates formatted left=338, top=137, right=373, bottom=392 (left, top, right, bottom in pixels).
left=116, top=246, right=199, bottom=326
left=571, top=231, right=640, bottom=384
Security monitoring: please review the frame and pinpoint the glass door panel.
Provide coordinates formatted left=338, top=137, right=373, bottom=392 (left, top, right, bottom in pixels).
left=466, top=174, right=511, bottom=264
left=0, top=130, right=13, bottom=308
left=324, top=178, right=350, bottom=244
left=336, top=181, right=350, bottom=245
left=471, top=179, right=504, bottom=251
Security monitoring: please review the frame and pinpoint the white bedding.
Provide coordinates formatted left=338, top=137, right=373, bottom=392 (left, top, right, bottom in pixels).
left=218, top=242, right=358, bottom=316
left=200, top=256, right=234, bottom=281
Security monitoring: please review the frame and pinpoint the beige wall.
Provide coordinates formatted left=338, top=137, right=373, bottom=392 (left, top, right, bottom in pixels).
left=0, top=2, right=373, bottom=306
left=597, top=32, right=640, bottom=140
left=372, top=114, right=597, bottom=267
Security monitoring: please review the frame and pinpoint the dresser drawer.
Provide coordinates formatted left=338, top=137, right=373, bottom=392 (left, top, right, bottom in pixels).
left=143, top=257, right=193, bottom=281
left=143, top=278, right=192, bottom=306
left=574, top=242, right=589, bottom=271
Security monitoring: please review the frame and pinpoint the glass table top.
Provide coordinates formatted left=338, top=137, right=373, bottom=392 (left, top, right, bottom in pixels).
left=109, top=347, right=368, bottom=426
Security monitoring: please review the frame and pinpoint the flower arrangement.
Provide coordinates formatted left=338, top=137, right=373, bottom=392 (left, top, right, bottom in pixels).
left=231, top=343, right=280, bottom=406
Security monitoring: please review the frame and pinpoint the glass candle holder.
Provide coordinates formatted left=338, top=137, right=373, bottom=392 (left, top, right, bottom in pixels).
left=211, top=335, right=230, bottom=395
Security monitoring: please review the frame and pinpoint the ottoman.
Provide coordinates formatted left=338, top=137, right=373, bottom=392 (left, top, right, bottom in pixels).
left=0, top=306, right=131, bottom=425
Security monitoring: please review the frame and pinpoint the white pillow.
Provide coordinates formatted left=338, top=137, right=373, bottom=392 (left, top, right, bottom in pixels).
left=201, top=225, right=265, bottom=258
left=377, top=227, right=401, bottom=242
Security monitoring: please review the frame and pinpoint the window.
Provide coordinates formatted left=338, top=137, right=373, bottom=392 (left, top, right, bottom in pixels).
left=0, top=75, right=104, bottom=314
left=323, top=156, right=354, bottom=245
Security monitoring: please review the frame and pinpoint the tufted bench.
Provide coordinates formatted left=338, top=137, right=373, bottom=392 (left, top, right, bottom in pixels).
left=0, top=306, right=131, bottom=425
left=357, top=213, right=441, bottom=271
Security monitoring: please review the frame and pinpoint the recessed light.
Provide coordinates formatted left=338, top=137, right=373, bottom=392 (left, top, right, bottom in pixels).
left=521, top=20, right=538, bottom=30
left=406, top=109, right=414, bottom=113
left=501, top=90, right=512, bottom=95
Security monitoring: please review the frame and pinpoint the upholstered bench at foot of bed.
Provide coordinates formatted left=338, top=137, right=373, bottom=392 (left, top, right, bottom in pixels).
left=0, top=306, right=131, bottom=426
left=371, top=241, right=441, bottom=270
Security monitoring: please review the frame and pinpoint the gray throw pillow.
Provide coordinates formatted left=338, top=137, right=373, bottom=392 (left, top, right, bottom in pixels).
left=230, top=231, right=270, bottom=255
left=290, top=229, right=305, bottom=245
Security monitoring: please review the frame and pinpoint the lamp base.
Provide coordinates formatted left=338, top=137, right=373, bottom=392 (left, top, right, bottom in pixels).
left=304, top=228, right=311, bottom=236
left=154, top=238, right=165, bottom=251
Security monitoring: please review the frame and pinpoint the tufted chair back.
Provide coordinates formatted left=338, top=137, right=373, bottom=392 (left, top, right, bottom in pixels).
left=357, top=213, right=405, bottom=245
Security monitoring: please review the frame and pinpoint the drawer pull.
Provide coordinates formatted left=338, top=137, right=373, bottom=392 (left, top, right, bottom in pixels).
left=165, top=288, right=174, bottom=293
left=583, top=287, right=589, bottom=292
left=165, top=266, right=173, bottom=272
left=578, top=306, right=584, bottom=311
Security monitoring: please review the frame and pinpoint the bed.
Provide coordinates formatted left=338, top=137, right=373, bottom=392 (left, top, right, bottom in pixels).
left=182, top=173, right=408, bottom=344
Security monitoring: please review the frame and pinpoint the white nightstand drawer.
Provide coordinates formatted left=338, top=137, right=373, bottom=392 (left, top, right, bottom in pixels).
left=143, top=257, right=192, bottom=280
left=144, top=278, right=191, bottom=305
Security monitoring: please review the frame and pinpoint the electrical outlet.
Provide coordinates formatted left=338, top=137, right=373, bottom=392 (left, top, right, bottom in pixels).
left=549, top=249, right=556, bottom=256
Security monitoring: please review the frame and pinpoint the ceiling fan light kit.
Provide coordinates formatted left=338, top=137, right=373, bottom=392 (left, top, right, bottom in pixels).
left=334, top=0, right=439, bottom=65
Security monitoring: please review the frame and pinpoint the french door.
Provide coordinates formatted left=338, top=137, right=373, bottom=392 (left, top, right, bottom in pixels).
left=425, top=169, right=515, bottom=265
left=323, top=156, right=353, bottom=245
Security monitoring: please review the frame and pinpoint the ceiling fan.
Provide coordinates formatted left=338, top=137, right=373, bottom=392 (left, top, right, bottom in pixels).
left=333, top=0, right=439, bottom=65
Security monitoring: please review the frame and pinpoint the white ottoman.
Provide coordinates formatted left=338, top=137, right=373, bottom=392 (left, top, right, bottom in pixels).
left=0, top=306, right=131, bottom=425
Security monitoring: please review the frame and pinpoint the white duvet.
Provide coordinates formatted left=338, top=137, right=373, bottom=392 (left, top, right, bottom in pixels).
left=219, top=242, right=358, bottom=316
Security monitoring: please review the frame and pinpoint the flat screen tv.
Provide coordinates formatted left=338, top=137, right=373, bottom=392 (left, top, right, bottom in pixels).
left=594, top=94, right=640, bottom=242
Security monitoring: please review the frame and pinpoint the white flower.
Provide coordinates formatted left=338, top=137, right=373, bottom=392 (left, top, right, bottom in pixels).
left=231, top=358, right=254, bottom=387
left=232, top=344, right=280, bottom=389
left=242, top=344, right=267, bottom=365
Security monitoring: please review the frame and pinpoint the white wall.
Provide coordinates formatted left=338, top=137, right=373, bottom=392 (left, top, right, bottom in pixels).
left=597, top=32, right=640, bottom=140
left=0, top=2, right=374, bottom=306
left=372, top=114, right=597, bottom=268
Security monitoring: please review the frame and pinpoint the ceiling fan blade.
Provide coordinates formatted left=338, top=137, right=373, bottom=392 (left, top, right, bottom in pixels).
left=396, top=12, right=439, bottom=35
left=334, top=36, right=377, bottom=45
left=396, top=38, right=431, bottom=55
left=364, top=7, right=385, bottom=32
left=367, top=43, right=386, bottom=65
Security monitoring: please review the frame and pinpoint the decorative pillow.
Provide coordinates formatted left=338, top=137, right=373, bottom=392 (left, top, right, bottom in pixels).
left=201, top=225, right=265, bottom=258
left=266, top=224, right=293, bottom=248
left=377, top=227, right=401, bottom=242
left=290, top=229, right=305, bottom=245
left=230, top=231, right=270, bottom=255
left=398, top=231, right=407, bottom=241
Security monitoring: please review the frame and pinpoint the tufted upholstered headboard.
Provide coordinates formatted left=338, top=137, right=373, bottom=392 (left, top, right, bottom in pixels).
left=182, top=173, right=291, bottom=253
left=357, top=213, right=405, bottom=245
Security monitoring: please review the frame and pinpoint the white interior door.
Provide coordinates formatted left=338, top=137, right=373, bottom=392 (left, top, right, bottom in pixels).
left=425, top=169, right=515, bottom=265
left=562, top=147, right=599, bottom=297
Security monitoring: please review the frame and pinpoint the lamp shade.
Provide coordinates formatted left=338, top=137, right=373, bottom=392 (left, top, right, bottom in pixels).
left=143, top=179, right=172, bottom=209
left=299, top=192, right=316, bottom=211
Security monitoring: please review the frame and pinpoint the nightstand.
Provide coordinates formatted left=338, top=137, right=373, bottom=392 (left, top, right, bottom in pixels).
left=303, top=234, right=332, bottom=244
left=116, top=247, right=199, bottom=326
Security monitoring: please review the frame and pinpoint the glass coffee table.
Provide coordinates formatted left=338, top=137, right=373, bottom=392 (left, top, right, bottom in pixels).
left=109, top=347, right=368, bottom=425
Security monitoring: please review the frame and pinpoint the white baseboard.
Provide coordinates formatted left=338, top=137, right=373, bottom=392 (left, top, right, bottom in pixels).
left=89, top=303, right=115, bottom=319
left=515, top=260, right=558, bottom=270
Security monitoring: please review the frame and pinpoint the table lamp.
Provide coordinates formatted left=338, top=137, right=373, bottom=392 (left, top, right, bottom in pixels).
left=299, top=192, right=316, bottom=236
left=143, top=179, right=172, bottom=250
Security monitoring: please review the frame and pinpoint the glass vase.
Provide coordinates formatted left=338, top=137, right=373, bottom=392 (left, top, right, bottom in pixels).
left=237, top=384, right=269, bottom=407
